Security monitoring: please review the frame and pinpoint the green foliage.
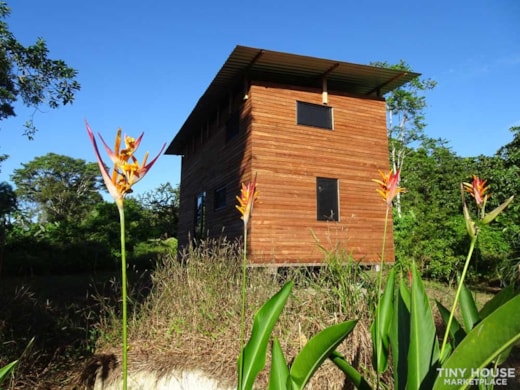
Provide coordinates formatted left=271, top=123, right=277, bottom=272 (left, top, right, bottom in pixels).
left=237, top=279, right=358, bottom=390
left=395, top=135, right=519, bottom=284
left=3, top=182, right=180, bottom=275
left=11, top=153, right=103, bottom=223
left=0, top=360, right=17, bottom=387
left=334, top=265, right=520, bottom=389
left=137, top=183, right=179, bottom=238
left=237, top=281, right=293, bottom=389
left=132, top=237, right=178, bottom=267
left=0, top=1, right=80, bottom=138
left=287, top=320, right=357, bottom=389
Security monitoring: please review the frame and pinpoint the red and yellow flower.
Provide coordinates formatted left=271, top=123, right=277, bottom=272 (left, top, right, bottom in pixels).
left=373, top=169, right=405, bottom=207
left=462, top=175, right=490, bottom=209
left=236, top=174, right=258, bottom=226
left=86, top=121, right=166, bottom=207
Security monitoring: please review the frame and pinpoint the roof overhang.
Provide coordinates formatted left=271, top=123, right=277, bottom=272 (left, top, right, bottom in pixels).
left=166, top=45, right=420, bottom=155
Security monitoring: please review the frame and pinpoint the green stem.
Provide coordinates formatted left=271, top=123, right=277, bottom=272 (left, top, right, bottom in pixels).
left=239, top=224, right=247, bottom=386
left=439, top=234, right=478, bottom=361
left=375, top=206, right=390, bottom=389
left=118, top=204, right=128, bottom=390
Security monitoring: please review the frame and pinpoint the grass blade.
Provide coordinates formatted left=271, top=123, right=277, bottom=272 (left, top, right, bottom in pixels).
left=0, top=360, right=18, bottom=386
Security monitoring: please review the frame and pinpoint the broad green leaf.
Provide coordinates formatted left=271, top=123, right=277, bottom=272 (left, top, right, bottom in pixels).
left=390, top=279, right=411, bottom=390
left=329, top=350, right=372, bottom=390
left=459, top=282, right=479, bottom=333
left=237, top=281, right=293, bottom=390
left=268, top=338, right=289, bottom=390
left=436, top=300, right=466, bottom=349
left=433, top=294, right=520, bottom=390
left=289, top=320, right=358, bottom=390
left=0, top=360, right=18, bottom=385
left=371, top=268, right=395, bottom=374
left=407, top=265, right=439, bottom=390
left=479, top=284, right=517, bottom=319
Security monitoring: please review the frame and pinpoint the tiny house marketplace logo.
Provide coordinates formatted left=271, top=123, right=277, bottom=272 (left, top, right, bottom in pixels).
left=436, top=367, right=516, bottom=386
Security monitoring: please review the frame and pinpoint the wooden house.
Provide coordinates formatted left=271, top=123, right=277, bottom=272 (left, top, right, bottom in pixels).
left=166, top=46, right=418, bottom=265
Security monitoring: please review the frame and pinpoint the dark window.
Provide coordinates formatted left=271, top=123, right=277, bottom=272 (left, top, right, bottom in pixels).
left=194, top=191, right=206, bottom=239
left=226, top=110, right=240, bottom=141
left=297, top=101, right=333, bottom=130
left=316, top=178, right=339, bottom=221
left=214, top=185, right=227, bottom=210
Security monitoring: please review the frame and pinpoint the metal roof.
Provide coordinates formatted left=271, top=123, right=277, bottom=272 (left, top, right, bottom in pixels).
left=166, top=45, right=420, bottom=155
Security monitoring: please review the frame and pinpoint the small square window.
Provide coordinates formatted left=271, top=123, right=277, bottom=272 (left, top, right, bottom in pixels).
left=214, top=185, right=227, bottom=210
left=297, top=101, right=333, bottom=130
left=316, top=178, right=339, bottom=221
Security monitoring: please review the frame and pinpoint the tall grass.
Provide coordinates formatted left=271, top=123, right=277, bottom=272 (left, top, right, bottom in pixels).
left=88, top=238, right=378, bottom=388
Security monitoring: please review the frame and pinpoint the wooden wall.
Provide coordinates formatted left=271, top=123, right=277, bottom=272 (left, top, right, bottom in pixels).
left=247, top=81, right=395, bottom=264
left=176, top=92, right=253, bottom=252
left=176, top=80, right=395, bottom=265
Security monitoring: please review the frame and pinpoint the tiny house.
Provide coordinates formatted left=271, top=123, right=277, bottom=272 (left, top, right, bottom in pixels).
left=166, top=46, right=418, bottom=265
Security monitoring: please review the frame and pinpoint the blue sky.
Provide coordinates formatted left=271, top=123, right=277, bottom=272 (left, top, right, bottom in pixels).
left=1, top=0, right=519, bottom=197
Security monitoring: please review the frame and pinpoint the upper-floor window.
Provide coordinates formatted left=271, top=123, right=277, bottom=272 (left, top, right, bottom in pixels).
left=297, top=101, right=333, bottom=130
left=316, top=177, right=339, bottom=221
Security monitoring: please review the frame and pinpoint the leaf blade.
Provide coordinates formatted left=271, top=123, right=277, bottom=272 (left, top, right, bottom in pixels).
left=237, top=281, right=293, bottom=390
left=433, top=294, right=520, bottom=390
left=289, top=320, right=358, bottom=390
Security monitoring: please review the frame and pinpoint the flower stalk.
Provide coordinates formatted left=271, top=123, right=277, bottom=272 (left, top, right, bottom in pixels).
left=372, top=168, right=404, bottom=388
left=86, top=121, right=165, bottom=389
left=439, top=176, right=513, bottom=361
left=235, top=173, right=258, bottom=387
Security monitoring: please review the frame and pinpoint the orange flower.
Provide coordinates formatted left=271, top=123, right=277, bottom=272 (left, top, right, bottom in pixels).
left=86, top=121, right=166, bottom=207
left=463, top=175, right=490, bottom=208
left=236, top=174, right=258, bottom=226
left=373, top=169, right=405, bottom=207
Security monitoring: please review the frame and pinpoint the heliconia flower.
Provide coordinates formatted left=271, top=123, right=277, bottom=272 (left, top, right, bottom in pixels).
left=463, top=175, right=490, bottom=209
left=86, top=121, right=166, bottom=208
left=372, top=169, right=405, bottom=207
left=236, top=174, right=258, bottom=226
left=461, top=177, right=514, bottom=237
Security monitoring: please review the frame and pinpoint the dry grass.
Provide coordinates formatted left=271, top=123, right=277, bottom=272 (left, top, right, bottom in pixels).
left=81, top=238, right=381, bottom=389
left=3, top=238, right=515, bottom=389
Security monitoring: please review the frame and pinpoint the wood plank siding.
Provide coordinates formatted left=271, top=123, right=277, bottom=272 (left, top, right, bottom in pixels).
left=176, top=79, right=395, bottom=265
left=176, top=92, right=254, bottom=253
left=247, top=81, right=394, bottom=264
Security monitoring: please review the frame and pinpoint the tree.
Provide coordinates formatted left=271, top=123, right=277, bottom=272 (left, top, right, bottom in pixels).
left=0, top=181, right=16, bottom=274
left=395, top=138, right=469, bottom=280
left=0, top=1, right=80, bottom=138
left=372, top=60, right=436, bottom=216
left=137, top=182, right=179, bottom=238
left=11, top=153, right=103, bottom=223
